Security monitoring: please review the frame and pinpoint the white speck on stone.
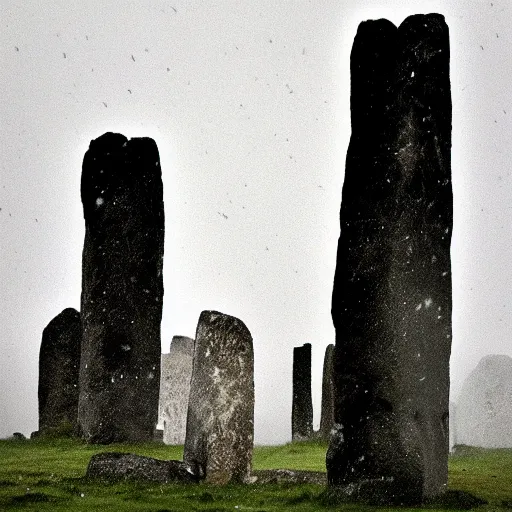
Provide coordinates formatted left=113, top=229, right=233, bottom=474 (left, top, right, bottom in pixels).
left=205, top=347, right=210, bottom=357
left=411, top=71, right=415, bottom=77
left=415, top=303, right=422, bottom=311
left=418, top=353, right=421, bottom=357
left=120, top=374, right=123, bottom=379
left=424, top=298, right=433, bottom=308
left=121, top=345, right=131, bottom=351
left=438, top=315, right=442, bottom=319
left=432, top=255, right=437, bottom=263
left=111, top=376, right=114, bottom=383
left=419, top=376, right=426, bottom=382
left=358, top=455, right=365, bottom=462
left=85, top=364, right=88, bottom=369
left=96, top=197, right=104, bottom=207
left=442, top=271, right=448, bottom=276
left=148, top=372, right=154, bottom=379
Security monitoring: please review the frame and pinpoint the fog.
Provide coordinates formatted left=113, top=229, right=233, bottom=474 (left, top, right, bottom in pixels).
left=1, top=0, right=511, bottom=443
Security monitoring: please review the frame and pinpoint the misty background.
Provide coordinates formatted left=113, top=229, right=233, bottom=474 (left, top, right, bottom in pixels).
left=1, top=0, right=511, bottom=443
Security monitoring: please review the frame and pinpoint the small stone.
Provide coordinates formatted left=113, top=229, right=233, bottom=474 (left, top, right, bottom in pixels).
left=38, top=308, right=81, bottom=433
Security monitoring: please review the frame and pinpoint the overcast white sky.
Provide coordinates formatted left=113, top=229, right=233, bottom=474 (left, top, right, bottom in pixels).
left=1, top=0, right=511, bottom=444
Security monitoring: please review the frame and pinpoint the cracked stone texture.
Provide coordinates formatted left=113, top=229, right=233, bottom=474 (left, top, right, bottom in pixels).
left=38, top=308, right=81, bottom=432
left=292, top=343, right=313, bottom=441
left=86, top=452, right=197, bottom=483
left=78, top=132, right=164, bottom=444
left=328, top=14, right=452, bottom=504
left=456, top=355, right=512, bottom=448
left=319, top=344, right=335, bottom=440
left=157, top=335, right=194, bottom=445
left=184, top=310, right=254, bottom=484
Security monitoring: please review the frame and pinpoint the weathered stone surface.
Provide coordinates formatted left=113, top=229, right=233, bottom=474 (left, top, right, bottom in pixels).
left=158, top=336, right=194, bottom=445
left=456, top=355, right=512, bottom=448
left=78, top=132, right=164, bottom=443
left=292, top=343, right=313, bottom=441
left=319, top=344, right=335, bottom=440
left=252, top=469, right=326, bottom=485
left=38, top=308, right=81, bottom=433
left=184, top=311, right=254, bottom=484
left=86, top=452, right=197, bottom=483
left=328, top=14, right=452, bottom=503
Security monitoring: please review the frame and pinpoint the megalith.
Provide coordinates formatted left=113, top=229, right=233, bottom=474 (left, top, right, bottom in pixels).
left=38, top=308, right=81, bottom=433
left=449, top=401, right=457, bottom=451
left=292, top=343, right=313, bottom=441
left=78, top=132, right=164, bottom=443
left=319, top=344, right=335, bottom=440
left=456, top=355, right=512, bottom=448
left=158, top=335, right=194, bottom=445
left=328, top=14, right=452, bottom=504
left=183, top=311, right=254, bottom=484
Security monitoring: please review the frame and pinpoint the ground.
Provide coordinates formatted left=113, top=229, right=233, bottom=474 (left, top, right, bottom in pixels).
left=0, top=438, right=511, bottom=511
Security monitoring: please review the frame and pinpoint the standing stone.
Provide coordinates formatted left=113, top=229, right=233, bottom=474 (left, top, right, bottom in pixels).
left=184, top=311, right=254, bottom=484
left=38, top=308, right=81, bottom=433
left=328, top=14, right=452, bottom=504
left=456, top=355, right=512, bottom=448
left=449, top=401, right=457, bottom=451
left=319, top=344, right=335, bottom=440
left=78, top=132, right=164, bottom=443
left=158, top=335, right=194, bottom=445
left=292, top=343, right=313, bottom=441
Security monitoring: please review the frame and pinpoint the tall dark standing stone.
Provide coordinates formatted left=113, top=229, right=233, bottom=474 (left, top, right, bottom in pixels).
left=328, top=14, right=452, bottom=503
left=292, top=343, right=313, bottom=441
left=184, top=311, right=254, bottom=484
left=78, top=132, right=164, bottom=443
left=319, top=344, right=335, bottom=440
left=38, top=308, right=81, bottom=433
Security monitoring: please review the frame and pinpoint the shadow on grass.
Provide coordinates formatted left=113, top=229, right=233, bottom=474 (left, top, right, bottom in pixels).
left=7, top=491, right=67, bottom=506
left=318, top=488, right=487, bottom=509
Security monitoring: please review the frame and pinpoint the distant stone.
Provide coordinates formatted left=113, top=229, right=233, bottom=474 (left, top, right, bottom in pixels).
left=38, top=308, right=81, bottom=433
left=158, top=336, right=194, bottom=445
left=184, top=311, right=254, bottom=484
left=86, top=452, right=197, bottom=483
left=456, top=355, right=512, bottom=448
left=153, top=428, right=164, bottom=442
left=292, top=343, right=313, bottom=441
left=78, top=132, right=164, bottom=443
left=319, top=344, right=335, bottom=440
left=328, top=14, right=452, bottom=504
left=12, top=432, right=26, bottom=440
left=449, top=401, right=457, bottom=451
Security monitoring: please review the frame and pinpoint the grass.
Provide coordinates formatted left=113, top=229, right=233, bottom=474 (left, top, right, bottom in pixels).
left=0, top=438, right=511, bottom=511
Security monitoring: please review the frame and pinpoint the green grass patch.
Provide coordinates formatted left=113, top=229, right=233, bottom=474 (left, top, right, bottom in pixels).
left=0, top=438, right=510, bottom=511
